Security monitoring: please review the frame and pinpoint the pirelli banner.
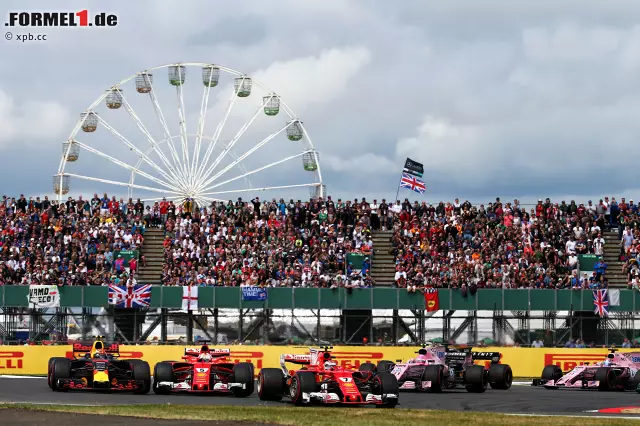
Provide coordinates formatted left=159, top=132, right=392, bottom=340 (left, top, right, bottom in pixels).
left=0, top=346, right=634, bottom=377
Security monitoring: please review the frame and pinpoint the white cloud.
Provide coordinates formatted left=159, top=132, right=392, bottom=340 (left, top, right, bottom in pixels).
left=0, top=90, right=71, bottom=149
left=324, top=152, right=396, bottom=174
left=250, top=46, right=372, bottom=114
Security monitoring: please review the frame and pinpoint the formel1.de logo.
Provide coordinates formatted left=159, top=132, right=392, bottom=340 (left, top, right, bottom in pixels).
left=5, top=10, right=118, bottom=27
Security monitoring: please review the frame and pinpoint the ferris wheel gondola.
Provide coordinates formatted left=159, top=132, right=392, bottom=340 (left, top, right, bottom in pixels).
left=54, top=62, right=324, bottom=207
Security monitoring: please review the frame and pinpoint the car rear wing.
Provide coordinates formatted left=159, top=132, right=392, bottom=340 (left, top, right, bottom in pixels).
left=72, top=342, right=120, bottom=358
left=471, top=351, right=501, bottom=363
left=280, top=354, right=311, bottom=365
left=184, top=347, right=231, bottom=357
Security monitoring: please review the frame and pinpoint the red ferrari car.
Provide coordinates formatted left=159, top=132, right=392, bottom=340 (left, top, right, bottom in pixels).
left=257, top=347, right=399, bottom=407
left=153, top=344, right=254, bottom=396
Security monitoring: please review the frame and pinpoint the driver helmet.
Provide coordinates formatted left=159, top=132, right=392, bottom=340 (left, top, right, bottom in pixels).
left=324, top=360, right=337, bottom=370
left=93, top=349, right=106, bottom=359
left=603, top=358, right=611, bottom=366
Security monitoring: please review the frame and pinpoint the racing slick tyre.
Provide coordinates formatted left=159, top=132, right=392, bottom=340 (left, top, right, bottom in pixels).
left=290, top=371, right=318, bottom=406
left=422, top=365, right=445, bottom=393
left=152, top=362, right=174, bottom=395
left=373, top=372, right=399, bottom=408
left=231, top=362, right=254, bottom=397
left=541, top=365, right=563, bottom=382
left=595, top=367, right=616, bottom=391
left=376, top=360, right=395, bottom=373
left=131, top=360, right=151, bottom=394
left=47, top=357, right=68, bottom=389
left=488, top=364, right=513, bottom=390
left=257, top=368, right=285, bottom=401
left=359, top=362, right=377, bottom=373
left=50, top=358, right=71, bottom=392
left=464, top=365, right=488, bottom=393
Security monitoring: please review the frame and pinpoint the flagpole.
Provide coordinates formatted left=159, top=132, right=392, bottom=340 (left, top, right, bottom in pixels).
left=394, top=171, right=403, bottom=203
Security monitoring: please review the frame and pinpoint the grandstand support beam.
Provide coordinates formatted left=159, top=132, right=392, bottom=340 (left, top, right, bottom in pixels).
left=293, top=312, right=318, bottom=344
left=161, top=308, right=168, bottom=342
left=140, top=314, right=161, bottom=342
left=410, top=309, right=426, bottom=343
left=346, top=316, right=371, bottom=344
left=450, top=316, right=473, bottom=343
left=207, top=309, right=218, bottom=344
left=242, top=314, right=266, bottom=344
left=186, top=310, right=193, bottom=343
left=442, top=310, right=455, bottom=342
left=396, top=313, right=418, bottom=344
left=191, top=313, right=215, bottom=344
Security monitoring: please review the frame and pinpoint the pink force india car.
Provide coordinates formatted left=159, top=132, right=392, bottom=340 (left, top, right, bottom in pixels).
left=533, top=349, right=640, bottom=391
left=382, top=344, right=513, bottom=393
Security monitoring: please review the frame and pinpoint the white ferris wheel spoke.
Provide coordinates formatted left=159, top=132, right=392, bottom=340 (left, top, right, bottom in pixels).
left=146, top=77, right=189, bottom=182
left=62, top=173, right=183, bottom=195
left=175, top=66, right=191, bottom=187
left=191, top=69, right=215, bottom=189
left=200, top=183, right=319, bottom=197
left=119, top=89, right=186, bottom=189
left=94, top=115, right=184, bottom=191
left=58, top=63, right=323, bottom=203
left=196, top=95, right=273, bottom=185
left=199, top=151, right=308, bottom=193
left=72, top=140, right=181, bottom=192
left=195, top=124, right=288, bottom=193
left=193, top=77, right=243, bottom=185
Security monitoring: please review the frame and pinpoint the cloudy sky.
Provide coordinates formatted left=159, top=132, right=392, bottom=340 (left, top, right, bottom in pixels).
left=2, top=0, right=640, bottom=206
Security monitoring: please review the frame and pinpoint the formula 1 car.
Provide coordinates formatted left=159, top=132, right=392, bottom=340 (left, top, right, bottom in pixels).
left=257, top=347, right=399, bottom=407
left=382, top=344, right=512, bottom=393
left=152, top=343, right=254, bottom=396
left=47, top=336, right=151, bottom=393
left=533, top=349, right=640, bottom=391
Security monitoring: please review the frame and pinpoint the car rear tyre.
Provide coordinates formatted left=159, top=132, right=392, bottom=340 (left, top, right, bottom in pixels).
left=422, top=365, right=445, bottom=393
left=50, top=358, right=71, bottom=392
left=596, top=367, right=616, bottom=391
left=131, top=360, right=151, bottom=394
left=541, top=365, right=563, bottom=382
left=464, top=365, right=488, bottom=393
left=257, top=368, right=285, bottom=401
left=377, top=360, right=395, bottom=373
left=47, top=357, right=68, bottom=389
left=290, top=371, right=318, bottom=406
left=359, top=362, right=377, bottom=373
left=489, top=364, right=513, bottom=390
left=231, top=362, right=254, bottom=397
left=153, top=362, right=174, bottom=395
left=373, top=372, right=399, bottom=408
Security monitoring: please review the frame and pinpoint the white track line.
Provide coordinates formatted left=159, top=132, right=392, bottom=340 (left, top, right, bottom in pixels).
left=0, top=375, right=45, bottom=379
left=507, top=413, right=640, bottom=420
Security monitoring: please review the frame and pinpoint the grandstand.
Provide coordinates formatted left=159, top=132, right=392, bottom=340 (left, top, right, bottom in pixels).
left=0, top=194, right=635, bottom=289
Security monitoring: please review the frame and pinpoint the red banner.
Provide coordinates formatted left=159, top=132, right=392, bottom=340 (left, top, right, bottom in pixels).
left=425, top=288, right=439, bottom=312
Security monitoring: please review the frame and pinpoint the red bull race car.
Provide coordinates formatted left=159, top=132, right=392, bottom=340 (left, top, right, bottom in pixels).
left=383, top=344, right=512, bottom=393
left=256, top=346, right=399, bottom=407
left=47, top=337, right=151, bottom=393
left=533, top=349, right=640, bottom=391
left=152, top=343, right=254, bottom=396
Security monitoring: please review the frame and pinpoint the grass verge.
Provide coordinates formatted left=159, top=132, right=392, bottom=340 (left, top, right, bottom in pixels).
left=1, top=404, right=639, bottom=426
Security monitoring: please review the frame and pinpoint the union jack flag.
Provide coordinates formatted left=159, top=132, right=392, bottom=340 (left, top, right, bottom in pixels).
left=399, top=173, right=426, bottom=194
left=108, top=284, right=152, bottom=309
left=593, top=289, right=609, bottom=317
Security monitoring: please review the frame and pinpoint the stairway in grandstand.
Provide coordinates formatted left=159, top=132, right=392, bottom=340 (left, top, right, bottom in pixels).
left=603, top=230, right=626, bottom=288
left=371, top=230, right=395, bottom=286
left=136, top=228, right=165, bottom=285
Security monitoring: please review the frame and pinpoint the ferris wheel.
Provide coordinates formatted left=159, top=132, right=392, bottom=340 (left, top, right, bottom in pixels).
left=54, top=62, right=325, bottom=207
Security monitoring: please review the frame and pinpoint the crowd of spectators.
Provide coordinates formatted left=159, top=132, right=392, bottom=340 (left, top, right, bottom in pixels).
left=0, top=193, right=147, bottom=286
left=3, top=193, right=640, bottom=289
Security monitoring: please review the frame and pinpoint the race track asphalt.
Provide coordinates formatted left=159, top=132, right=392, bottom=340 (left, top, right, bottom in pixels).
left=1, top=377, right=640, bottom=417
